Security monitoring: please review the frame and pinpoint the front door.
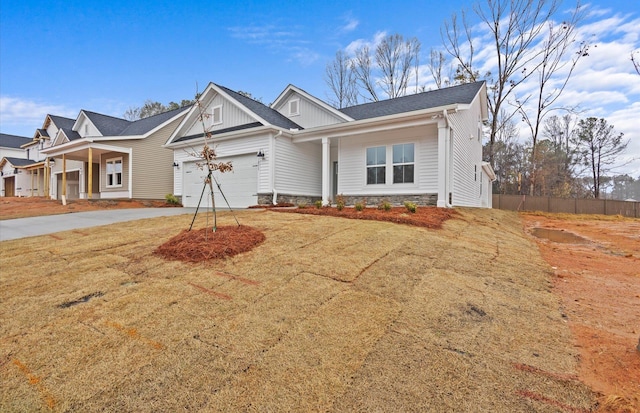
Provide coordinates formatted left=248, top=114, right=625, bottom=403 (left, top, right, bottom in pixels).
left=332, top=161, right=338, bottom=201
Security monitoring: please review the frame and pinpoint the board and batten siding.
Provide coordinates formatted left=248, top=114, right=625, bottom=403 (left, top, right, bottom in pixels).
left=173, top=134, right=270, bottom=196
left=273, top=93, right=345, bottom=129
left=274, top=137, right=322, bottom=196
left=447, top=97, right=485, bottom=207
left=338, top=124, right=438, bottom=196
left=183, top=93, right=257, bottom=137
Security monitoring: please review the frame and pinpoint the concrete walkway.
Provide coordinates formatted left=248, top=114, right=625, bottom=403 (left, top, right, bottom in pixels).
left=0, top=208, right=196, bottom=242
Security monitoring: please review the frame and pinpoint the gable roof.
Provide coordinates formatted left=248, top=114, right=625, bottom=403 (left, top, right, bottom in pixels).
left=339, top=81, right=485, bottom=120
left=77, top=106, right=190, bottom=137
left=215, top=84, right=302, bottom=130
left=271, top=84, right=353, bottom=123
left=0, top=133, right=31, bottom=149
left=80, top=111, right=131, bottom=136
left=2, top=156, right=34, bottom=167
left=48, top=115, right=76, bottom=130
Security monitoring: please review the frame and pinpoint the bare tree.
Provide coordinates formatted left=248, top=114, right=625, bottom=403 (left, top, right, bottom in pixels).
left=324, top=50, right=358, bottom=108
left=572, top=117, right=628, bottom=198
left=350, top=34, right=421, bottom=101
left=124, top=99, right=194, bottom=120
left=428, top=49, right=452, bottom=89
left=352, top=45, right=379, bottom=102
left=442, top=0, right=573, bottom=167
left=515, top=9, right=589, bottom=195
left=632, top=50, right=640, bottom=75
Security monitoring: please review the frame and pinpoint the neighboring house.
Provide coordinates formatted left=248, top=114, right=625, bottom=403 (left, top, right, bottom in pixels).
left=41, top=107, right=190, bottom=200
left=165, top=81, right=495, bottom=208
left=0, top=133, right=31, bottom=196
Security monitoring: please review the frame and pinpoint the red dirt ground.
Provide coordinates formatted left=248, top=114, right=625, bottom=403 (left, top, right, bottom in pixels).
left=521, top=213, right=640, bottom=412
left=0, top=196, right=176, bottom=220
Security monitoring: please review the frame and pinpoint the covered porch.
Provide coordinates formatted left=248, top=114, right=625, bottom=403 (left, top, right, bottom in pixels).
left=42, top=140, right=132, bottom=200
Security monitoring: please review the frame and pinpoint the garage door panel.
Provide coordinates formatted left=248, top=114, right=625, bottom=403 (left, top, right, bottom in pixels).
left=182, top=155, right=258, bottom=208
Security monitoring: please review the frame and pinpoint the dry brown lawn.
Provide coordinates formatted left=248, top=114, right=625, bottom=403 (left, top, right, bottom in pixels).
left=0, top=208, right=598, bottom=412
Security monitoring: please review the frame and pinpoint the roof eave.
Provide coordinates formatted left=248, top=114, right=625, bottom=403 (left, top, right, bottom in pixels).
left=293, top=103, right=460, bottom=142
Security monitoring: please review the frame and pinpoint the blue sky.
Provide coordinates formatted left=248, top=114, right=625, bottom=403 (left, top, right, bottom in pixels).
left=1, top=0, right=639, bottom=176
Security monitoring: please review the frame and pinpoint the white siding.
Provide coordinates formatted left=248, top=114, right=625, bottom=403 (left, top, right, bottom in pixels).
left=447, top=97, right=485, bottom=207
left=183, top=93, right=257, bottom=137
left=274, top=137, right=322, bottom=196
left=273, top=92, right=345, bottom=129
left=173, top=134, right=270, bottom=196
left=76, top=117, right=101, bottom=137
left=338, top=125, right=438, bottom=196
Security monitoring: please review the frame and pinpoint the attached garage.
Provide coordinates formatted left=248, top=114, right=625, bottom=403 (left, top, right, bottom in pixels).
left=182, top=154, right=258, bottom=208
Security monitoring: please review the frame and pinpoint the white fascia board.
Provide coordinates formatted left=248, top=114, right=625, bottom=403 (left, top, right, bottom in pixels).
left=271, top=85, right=353, bottom=122
left=165, top=125, right=291, bottom=150
left=141, top=109, right=189, bottom=139
left=291, top=104, right=460, bottom=143
left=481, top=162, right=496, bottom=181
left=213, top=84, right=271, bottom=126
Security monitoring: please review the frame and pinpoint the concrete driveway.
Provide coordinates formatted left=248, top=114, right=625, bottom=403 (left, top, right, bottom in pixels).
left=0, top=208, right=196, bottom=242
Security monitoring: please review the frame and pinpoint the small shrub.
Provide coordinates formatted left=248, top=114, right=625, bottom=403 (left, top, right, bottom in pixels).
left=404, top=201, right=417, bottom=213
left=314, top=200, right=323, bottom=209
left=355, top=202, right=365, bottom=211
left=297, top=201, right=308, bottom=209
left=336, top=194, right=345, bottom=211
left=377, top=200, right=392, bottom=211
left=165, top=193, right=180, bottom=205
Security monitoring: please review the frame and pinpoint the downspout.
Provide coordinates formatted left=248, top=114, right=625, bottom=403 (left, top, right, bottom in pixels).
left=271, top=130, right=282, bottom=205
left=443, top=109, right=453, bottom=208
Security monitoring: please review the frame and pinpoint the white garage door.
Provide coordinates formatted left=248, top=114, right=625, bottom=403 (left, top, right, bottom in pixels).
left=182, top=154, right=258, bottom=208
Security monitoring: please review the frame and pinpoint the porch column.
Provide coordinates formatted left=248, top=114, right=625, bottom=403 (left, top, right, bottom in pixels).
left=37, top=168, right=41, bottom=196
left=88, top=147, right=93, bottom=199
left=31, top=171, right=34, bottom=196
left=62, top=154, right=67, bottom=199
left=44, top=159, right=49, bottom=196
left=321, top=137, right=330, bottom=206
left=437, top=118, right=449, bottom=208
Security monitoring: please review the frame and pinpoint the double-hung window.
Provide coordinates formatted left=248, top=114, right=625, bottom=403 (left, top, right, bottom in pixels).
left=106, top=158, right=123, bottom=187
left=393, top=143, right=414, bottom=183
left=366, top=146, right=386, bottom=185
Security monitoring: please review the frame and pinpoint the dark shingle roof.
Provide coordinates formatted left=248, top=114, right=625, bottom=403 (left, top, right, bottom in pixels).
left=119, top=106, right=190, bottom=136
left=0, top=133, right=31, bottom=148
left=173, top=122, right=263, bottom=143
left=60, top=128, right=82, bottom=141
left=48, top=115, right=76, bottom=130
left=3, top=157, right=35, bottom=167
left=339, top=81, right=485, bottom=120
left=37, top=129, right=50, bottom=138
left=215, top=84, right=303, bottom=130
left=82, top=111, right=132, bottom=136
left=82, top=106, right=190, bottom=137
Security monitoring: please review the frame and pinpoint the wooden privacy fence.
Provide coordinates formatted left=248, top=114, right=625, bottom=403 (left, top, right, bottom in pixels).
left=492, top=194, right=640, bottom=218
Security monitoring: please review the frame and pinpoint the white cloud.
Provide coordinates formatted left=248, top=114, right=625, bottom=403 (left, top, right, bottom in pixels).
left=0, top=96, right=76, bottom=135
left=345, top=31, right=387, bottom=56
left=340, top=17, right=359, bottom=34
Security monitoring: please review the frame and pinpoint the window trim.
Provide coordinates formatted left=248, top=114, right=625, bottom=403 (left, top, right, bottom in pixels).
left=392, top=143, right=415, bottom=184
left=106, top=157, right=123, bottom=188
left=212, top=105, right=223, bottom=125
left=289, top=99, right=300, bottom=117
left=366, top=145, right=386, bottom=185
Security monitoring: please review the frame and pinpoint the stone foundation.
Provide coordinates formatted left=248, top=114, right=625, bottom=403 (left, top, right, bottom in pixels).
left=257, top=193, right=322, bottom=206
left=337, top=193, right=437, bottom=207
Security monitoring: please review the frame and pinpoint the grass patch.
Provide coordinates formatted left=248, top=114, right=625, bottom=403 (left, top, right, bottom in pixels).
left=0, top=209, right=597, bottom=411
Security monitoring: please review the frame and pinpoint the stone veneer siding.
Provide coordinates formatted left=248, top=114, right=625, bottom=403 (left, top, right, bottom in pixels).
left=258, top=192, right=437, bottom=207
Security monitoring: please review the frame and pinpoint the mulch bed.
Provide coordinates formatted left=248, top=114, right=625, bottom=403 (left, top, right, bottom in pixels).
left=154, top=225, right=266, bottom=263
left=156, top=206, right=456, bottom=263
left=271, top=206, right=458, bottom=229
